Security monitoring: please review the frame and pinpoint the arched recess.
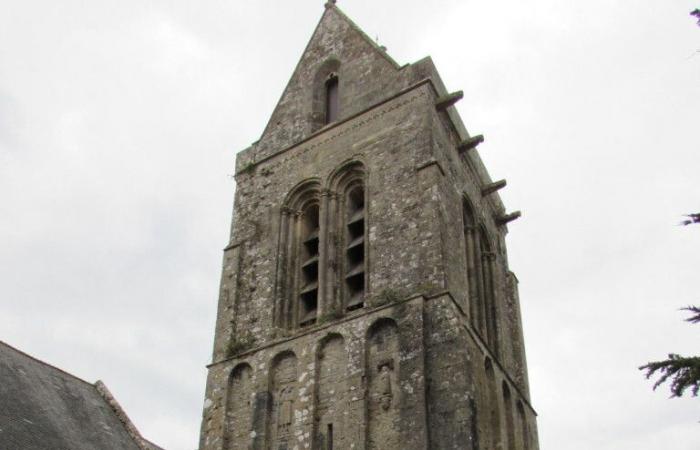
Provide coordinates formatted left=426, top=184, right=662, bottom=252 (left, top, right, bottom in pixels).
left=266, top=351, right=298, bottom=450
left=366, top=318, right=400, bottom=450
left=516, top=400, right=530, bottom=450
left=224, top=363, right=254, bottom=450
left=502, top=381, right=516, bottom=450
left=484, top=358, right=502, bottom=450
left=311, top=58, right=342, bottom=130
left=478, top=225, right=499, bottom=354
left=462, top=197, right=480, bottom=327
left=314, top=333, right=348, bottom=449
left=328, top=161, right=368, bottom=314
left=276, top=180, right=322, bottom=329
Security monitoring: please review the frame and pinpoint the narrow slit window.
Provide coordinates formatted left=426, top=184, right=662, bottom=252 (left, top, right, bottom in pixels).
left=325, top=75, right=339, bottom=124
left=327, top=423, right=334, bottom=450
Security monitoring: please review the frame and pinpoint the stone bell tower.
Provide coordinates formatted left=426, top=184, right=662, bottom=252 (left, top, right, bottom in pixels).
left=199, top=3, right=539, bottom=450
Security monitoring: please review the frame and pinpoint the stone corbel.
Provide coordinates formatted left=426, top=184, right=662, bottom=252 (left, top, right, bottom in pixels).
left=457, top=134, right=484, bottom=154
left=496, top=211, right=522, bottom=226
left=435, top=91, right=463, bottom=111
left=481, top=179, right=506, bottom=196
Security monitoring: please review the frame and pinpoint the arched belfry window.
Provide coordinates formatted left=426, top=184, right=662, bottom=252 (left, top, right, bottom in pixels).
left=275, top=181, right=323, bottom=330
left=329, top=162, right=367, bottom=313
left=275, top=164, right=367, bottom=332
left=325, top=73, right=339, bottom=124
left=463, top=197, right=499, bottom=354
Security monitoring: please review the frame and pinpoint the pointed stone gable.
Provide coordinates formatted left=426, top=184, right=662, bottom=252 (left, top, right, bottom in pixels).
left=253, top=4, right=408, bottom=161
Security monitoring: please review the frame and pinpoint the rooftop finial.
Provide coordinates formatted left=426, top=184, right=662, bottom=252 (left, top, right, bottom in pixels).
left=325, top=0, right=336, bottom=8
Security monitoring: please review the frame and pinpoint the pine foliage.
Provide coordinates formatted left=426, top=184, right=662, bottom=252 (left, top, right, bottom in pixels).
left=679, top=213, right=700, bottom=226
left=682, top=305, right=700, bottom=324
left=639, top=306, right=700, bottom=397
left=640, top=354, right=700, bottom=397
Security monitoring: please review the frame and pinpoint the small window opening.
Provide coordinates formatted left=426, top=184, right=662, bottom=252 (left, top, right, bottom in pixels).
left=327, top=423, right=334, bottom=450
left=325, top=74, right=339, bottom=124
left=299, top=205, right=320, bottom=327
left=345, top=186, right=365, bottom=311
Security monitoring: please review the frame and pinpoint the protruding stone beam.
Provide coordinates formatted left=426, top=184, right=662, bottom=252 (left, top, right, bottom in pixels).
left=435, top=91, right=463, bottom=111
left=496, top=211, right=521, bottom=226
left=481, top=179, right=507, bottom=197
left=457, top=134, right=484, bottom=154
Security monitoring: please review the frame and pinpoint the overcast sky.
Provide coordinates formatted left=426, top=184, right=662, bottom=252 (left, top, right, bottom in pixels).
left=1, top=1, right=699, bottom=449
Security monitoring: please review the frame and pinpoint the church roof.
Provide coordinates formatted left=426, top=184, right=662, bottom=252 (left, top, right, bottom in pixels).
left=0, top=340, right=163, bottom=450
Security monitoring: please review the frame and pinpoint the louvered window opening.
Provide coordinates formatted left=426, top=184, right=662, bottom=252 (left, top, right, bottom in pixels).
left=345, top=186, right=365, bottom=311
left=299, top=204, right=320, bottom=327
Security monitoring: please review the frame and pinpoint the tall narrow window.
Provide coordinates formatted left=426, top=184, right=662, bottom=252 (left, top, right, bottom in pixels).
left=462, top=199, right=480, bottom=328
left=479, top=227, right=498, bottom=353
left=325, top=74, right=339, bottom=124
left=299, top=204, right=320, bottom=327
left=344, top=185, right=365, bottom=311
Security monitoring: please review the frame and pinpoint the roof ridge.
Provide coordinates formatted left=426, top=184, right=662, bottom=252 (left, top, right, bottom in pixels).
left=0, top=339, right=94, bottom=387
left=95, top=380, right=164, bottom=450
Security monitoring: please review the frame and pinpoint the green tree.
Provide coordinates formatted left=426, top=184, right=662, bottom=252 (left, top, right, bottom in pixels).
left=639, top=307, right=700, bottom=397
left=642, top=9, right=700, bottom=400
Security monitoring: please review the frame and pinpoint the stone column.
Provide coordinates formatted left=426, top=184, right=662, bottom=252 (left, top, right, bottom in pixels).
left=287, top=211, right=302, bottom=329
left=274, top=208, right=291, bottom=330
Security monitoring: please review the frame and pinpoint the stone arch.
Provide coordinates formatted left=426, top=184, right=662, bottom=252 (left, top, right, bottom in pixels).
left=365, top=318, right=400, bottom=450
left=502, top=381, right=516, bottom=450
left=224, top=363, right=254, bottom=450
left=311, top=58, right=342, bottom=130
left=328, top=161, right=368, bottom=314
left=276, top=180, right=323, bottom=329
left=284, top=178, right=322, bottom=212
left=266, top=351, right=299, bottom=450
left=314, top=333, right=348, bottom=449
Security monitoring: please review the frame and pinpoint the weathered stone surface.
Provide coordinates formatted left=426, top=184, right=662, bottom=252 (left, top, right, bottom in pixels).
left=199, top=4, right=539, bottom=450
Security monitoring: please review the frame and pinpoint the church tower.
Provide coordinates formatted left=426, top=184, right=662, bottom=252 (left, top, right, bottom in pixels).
left=199, top=3, right=539, bottom=449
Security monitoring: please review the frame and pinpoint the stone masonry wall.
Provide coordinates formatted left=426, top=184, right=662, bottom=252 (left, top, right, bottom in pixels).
left=200, top=296, right=427, bottom=450
left=200, top=4, right=538, bottom=450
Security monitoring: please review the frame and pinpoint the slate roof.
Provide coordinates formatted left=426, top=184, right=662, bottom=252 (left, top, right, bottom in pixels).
left=0, top=341, right=163, bottom=450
